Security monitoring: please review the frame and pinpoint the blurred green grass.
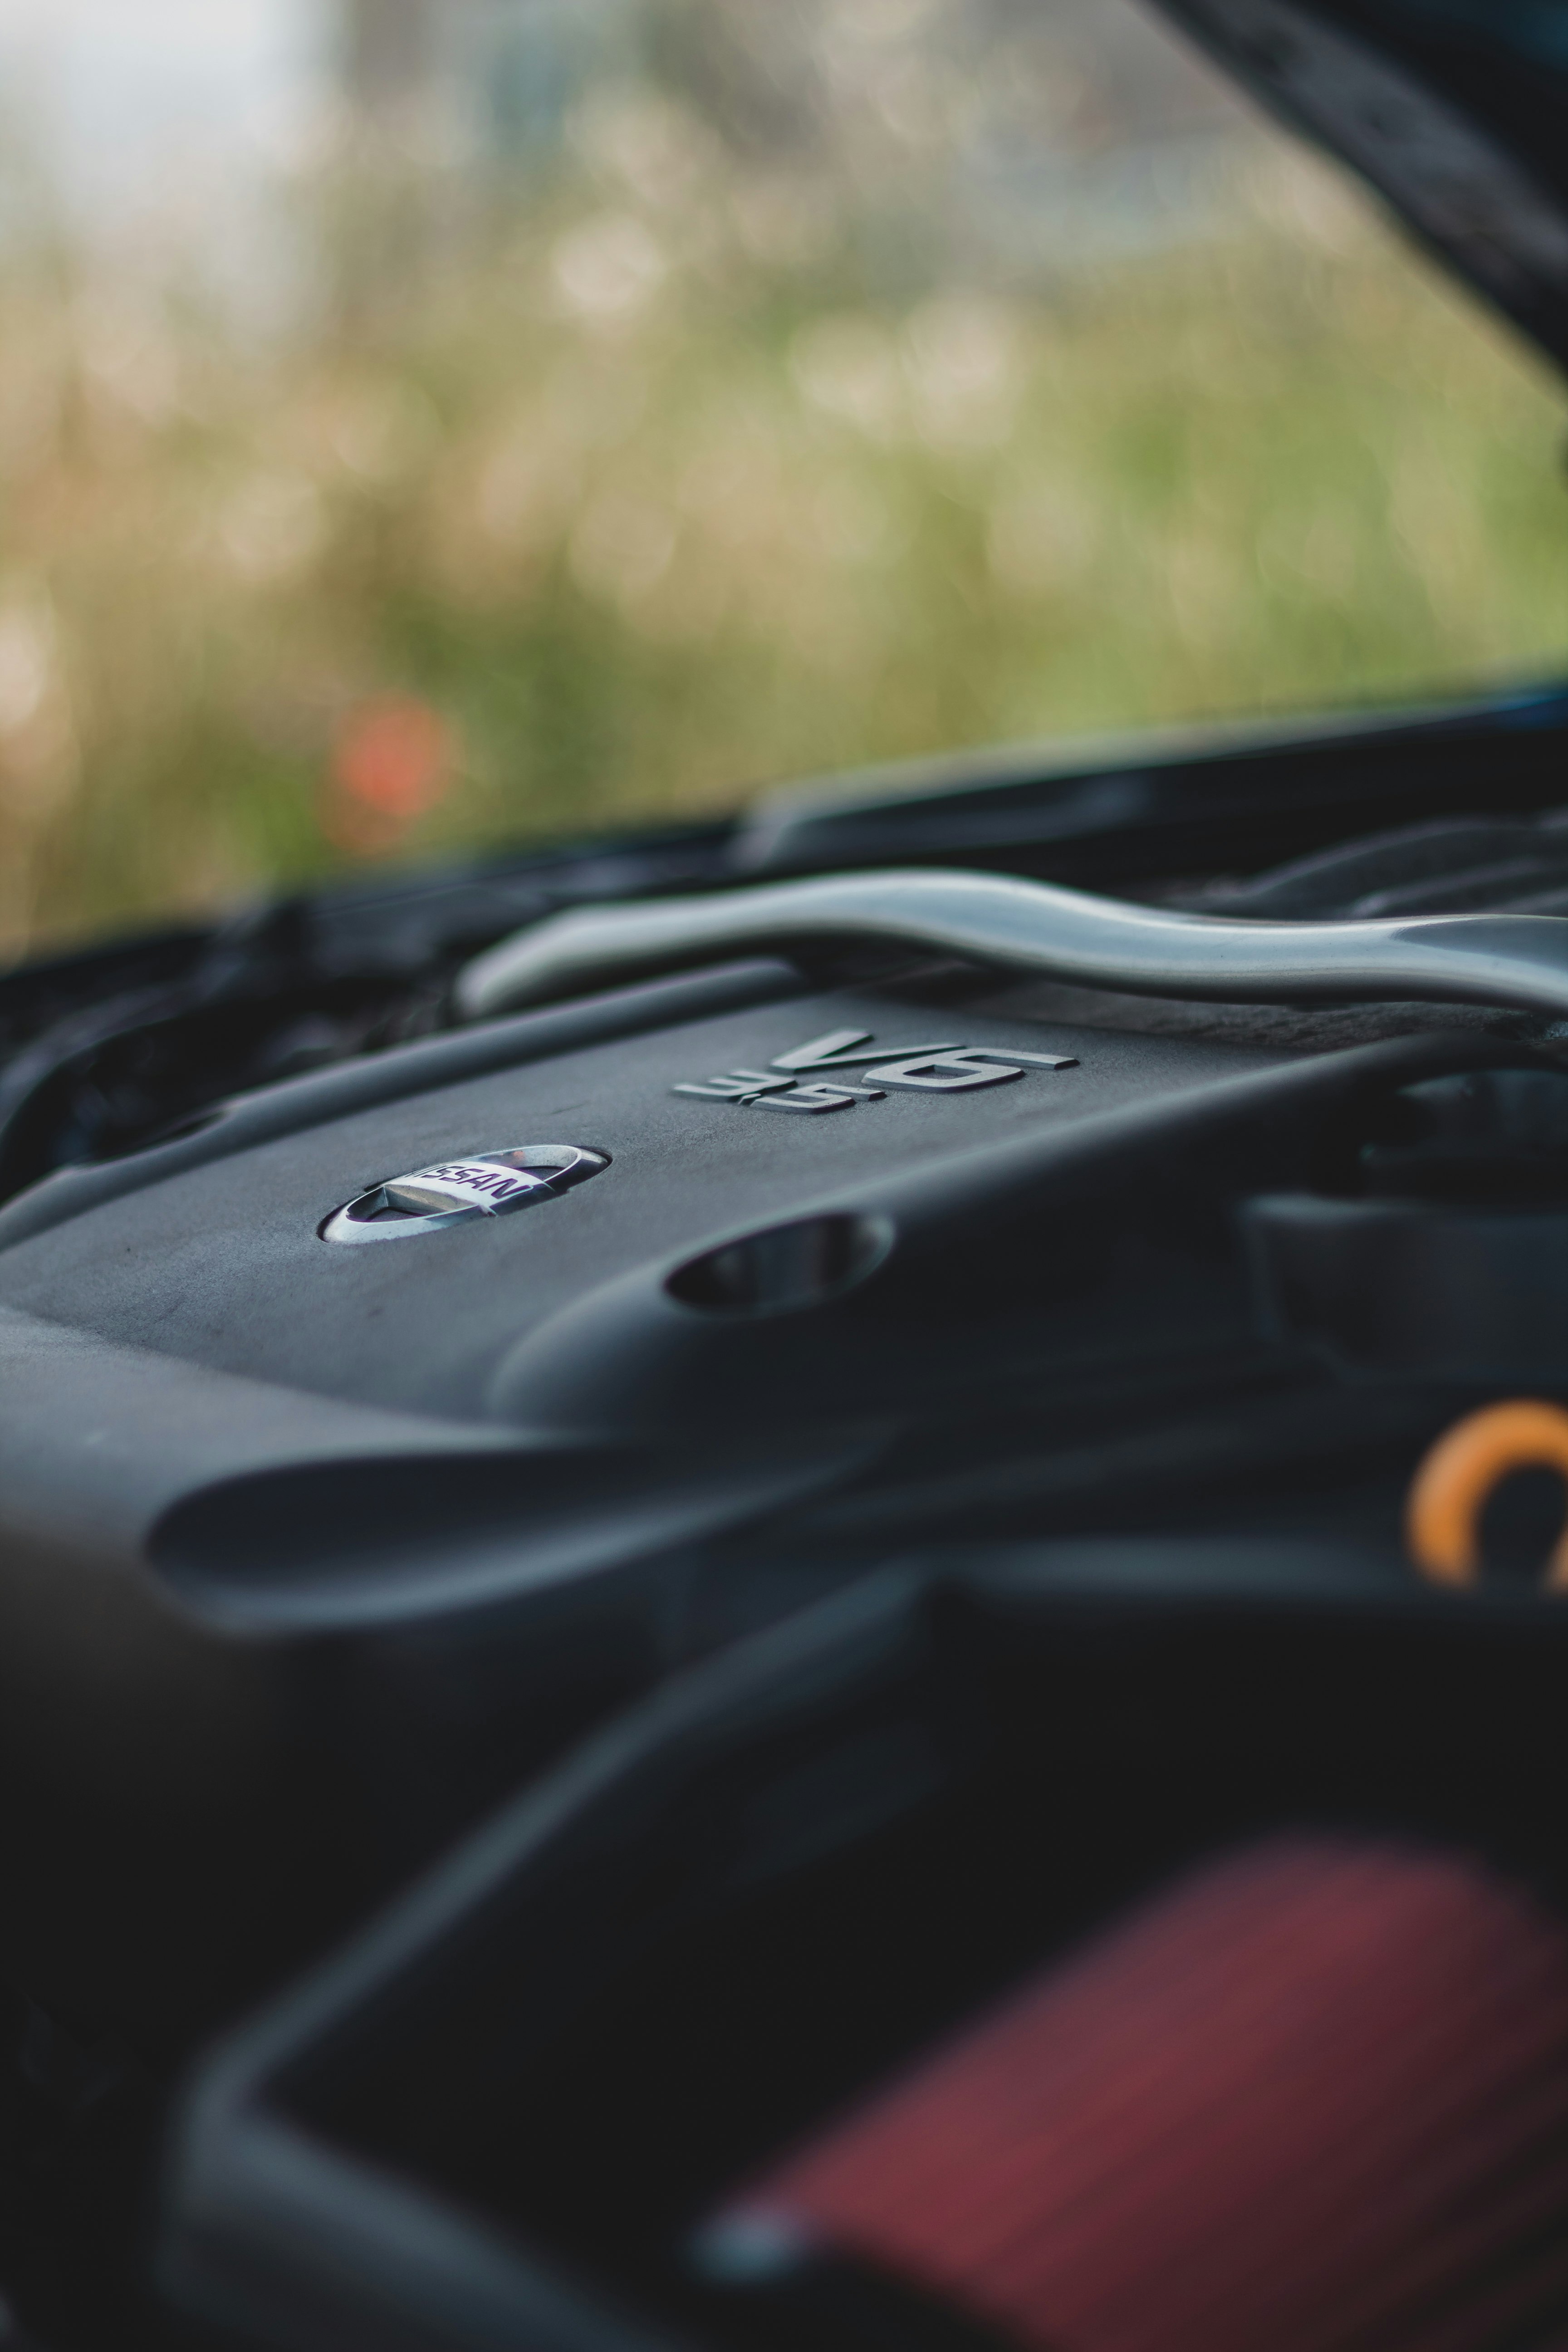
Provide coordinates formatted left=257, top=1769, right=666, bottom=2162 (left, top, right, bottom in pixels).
left=0, top=120, right=1565, bottom=959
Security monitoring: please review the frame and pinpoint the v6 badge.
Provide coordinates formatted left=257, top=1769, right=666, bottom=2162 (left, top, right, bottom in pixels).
left=674, top=1029, right=1076, bottom=1114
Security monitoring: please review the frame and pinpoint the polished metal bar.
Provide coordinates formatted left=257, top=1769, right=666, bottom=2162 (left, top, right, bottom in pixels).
left=455, top=867, right=1568, bottom=1024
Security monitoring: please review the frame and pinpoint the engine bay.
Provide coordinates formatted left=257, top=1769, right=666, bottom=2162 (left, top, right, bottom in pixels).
left=5, top=688, right=1568, bottom=2347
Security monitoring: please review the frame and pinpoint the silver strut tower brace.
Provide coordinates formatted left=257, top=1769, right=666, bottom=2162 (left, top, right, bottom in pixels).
left=457, top=867, right=1568, bottom=1026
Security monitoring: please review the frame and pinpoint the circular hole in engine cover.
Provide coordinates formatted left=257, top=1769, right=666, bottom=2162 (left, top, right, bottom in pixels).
left=667, top=1212, right=894, bottom=1317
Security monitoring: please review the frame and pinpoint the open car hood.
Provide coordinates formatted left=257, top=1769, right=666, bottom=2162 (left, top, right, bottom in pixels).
left=1150, top=0, right=1568, bottom=374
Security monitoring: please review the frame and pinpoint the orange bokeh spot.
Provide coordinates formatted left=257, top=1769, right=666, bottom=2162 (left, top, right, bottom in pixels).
left=332, top=695, right=453, bottom=816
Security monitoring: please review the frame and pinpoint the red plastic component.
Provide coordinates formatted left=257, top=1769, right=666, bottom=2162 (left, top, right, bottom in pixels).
left=733, top=1838, right=1568, bottom=2352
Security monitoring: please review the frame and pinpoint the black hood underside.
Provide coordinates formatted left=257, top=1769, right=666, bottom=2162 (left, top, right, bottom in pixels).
left=1152, top=0, right=1568, bottom=374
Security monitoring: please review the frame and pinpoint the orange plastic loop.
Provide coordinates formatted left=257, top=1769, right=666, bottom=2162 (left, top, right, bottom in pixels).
left=1406, top=1400, right=1568, bottom=1591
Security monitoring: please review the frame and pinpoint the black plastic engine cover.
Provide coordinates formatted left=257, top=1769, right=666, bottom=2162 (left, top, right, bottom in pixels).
left=0, top=932, right=1560, bottom=2050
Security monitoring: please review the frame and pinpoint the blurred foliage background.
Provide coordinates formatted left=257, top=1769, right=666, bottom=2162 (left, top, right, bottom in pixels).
left=0, top=0, right=1564, bottom=959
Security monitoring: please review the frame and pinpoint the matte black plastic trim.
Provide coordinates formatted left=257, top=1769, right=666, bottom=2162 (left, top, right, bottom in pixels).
left=0, top=960, right=800, bottom=1254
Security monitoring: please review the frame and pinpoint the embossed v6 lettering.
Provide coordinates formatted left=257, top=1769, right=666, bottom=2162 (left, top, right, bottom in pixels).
left=673, top=1030, right=1076, bottom=1112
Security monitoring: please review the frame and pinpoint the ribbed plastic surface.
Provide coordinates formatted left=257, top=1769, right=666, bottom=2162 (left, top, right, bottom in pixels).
left=732, top=1838, right=1568, bottom=2352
